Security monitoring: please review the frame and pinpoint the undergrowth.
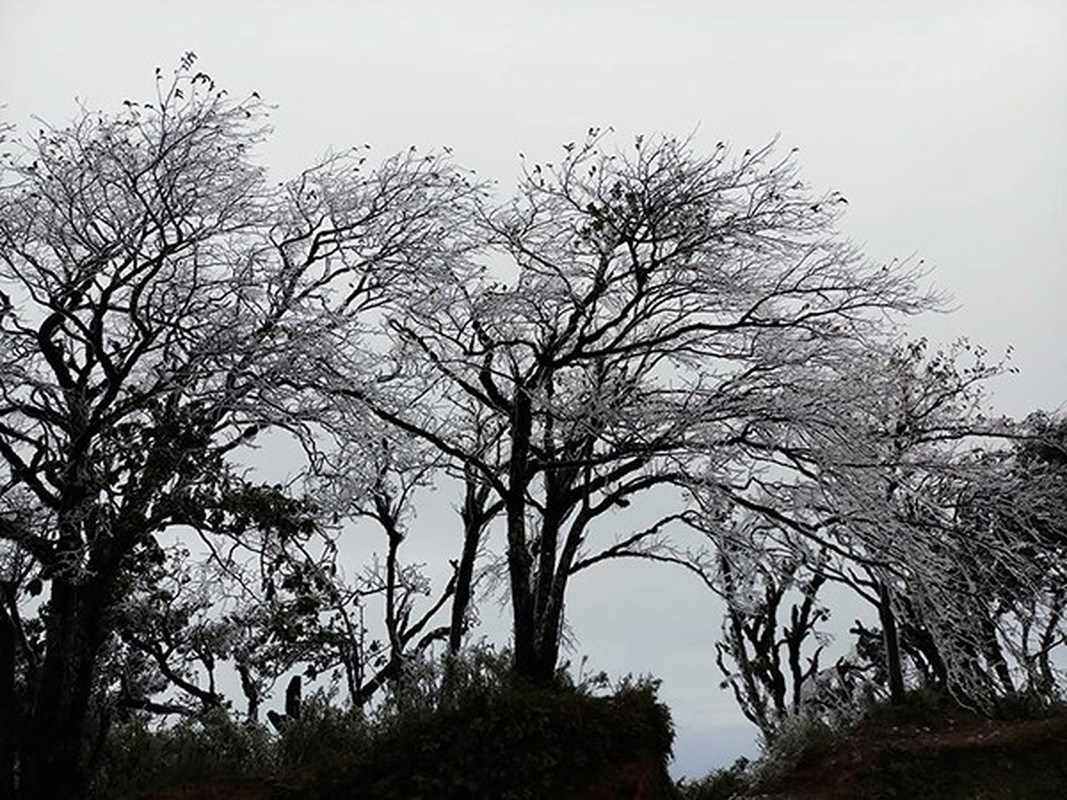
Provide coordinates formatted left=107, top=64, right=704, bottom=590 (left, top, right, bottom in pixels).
left=91, top=646, right=678, bottom=800
left=678, top=687, right=1067, bottom=799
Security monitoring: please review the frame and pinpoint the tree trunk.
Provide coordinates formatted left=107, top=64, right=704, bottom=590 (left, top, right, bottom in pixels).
left=0, top=583, right=15, bottom=800
left=506, top=391, right=539, bottom=683
left=449, top=480, right=486, bottom=654
left=19, top=578, right=109, bottom=800
left=533, top=587, right=565, bottom=686
left=507, top=530, right=537, bottom=682
left=877, top=585, right=906, bottom=704
left=980, top=616, right=1015, bottom=695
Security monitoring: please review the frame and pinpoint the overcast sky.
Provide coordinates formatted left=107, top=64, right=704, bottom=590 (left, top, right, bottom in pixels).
left=2, top=0, right=1065, bottom=778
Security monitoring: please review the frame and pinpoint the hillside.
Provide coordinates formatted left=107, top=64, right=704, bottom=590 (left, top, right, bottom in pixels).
left=107, top=687, right=1067, bottom=799
left=731, top=711, right=1067, bottom=799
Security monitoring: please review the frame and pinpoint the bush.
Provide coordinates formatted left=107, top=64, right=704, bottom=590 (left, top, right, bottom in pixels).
left=859, top=685, right=957, bottom=728
left=749, top=712, right=843, bottom=790
left=93, top=707, right=276, bottom=798
left=373, top=642, right=515, bottom=726
left=307, top=653, right=676, bottom=799
left=991, top=689, right=1067, bottom=721
left=92, top=693, right=367, bottom=798
left=90, top=647, right=678, bottom=799
left=278, top=690, right=369, bottom=774
left=677, top=757, right=751, bottom=800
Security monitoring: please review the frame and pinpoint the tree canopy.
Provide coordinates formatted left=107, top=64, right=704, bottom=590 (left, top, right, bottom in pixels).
left=0, top=60, right=1062, bottom=799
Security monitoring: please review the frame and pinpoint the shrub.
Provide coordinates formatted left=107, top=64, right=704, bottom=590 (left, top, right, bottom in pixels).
left=314, top=657, right=676, bottom=799
left=90, top=647, right=678, bottom=799
left=676, top=757, right=751, bottom=800
left=859, top=685, right=957, bottom=728
left=749, top=712, right=843, bottom=790
left=93, top=708, right=275, bottom=798
left=374, top=641, right=515, bottom=726
left=278, top=690, right=369, bottom=774
left=991, top=689, right=1067, bottom=721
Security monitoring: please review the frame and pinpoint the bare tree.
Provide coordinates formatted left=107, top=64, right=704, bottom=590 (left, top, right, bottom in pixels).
left=713, top=520, right=832, bottom=742
left=750, top=338, right=1061, bottom=709
left=0, top=56, right=478, bottom=798
left=306, top=424, right=464, bottom=705
left=335, top=131, right=936, bottom=684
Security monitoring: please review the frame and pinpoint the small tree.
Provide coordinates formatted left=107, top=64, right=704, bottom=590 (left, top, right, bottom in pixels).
left=713, top=520, right=832, bottom=742
left=306, top=425, right=462, bottom=705
left=954, top=412, right=1067, bottom=701
left=738, top=338, right=1061, bottom=710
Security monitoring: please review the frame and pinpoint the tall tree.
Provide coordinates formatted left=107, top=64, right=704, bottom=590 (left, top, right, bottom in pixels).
left=338, top=132, right=936, bottom=684
left=0, top=57, right=476, bottom=798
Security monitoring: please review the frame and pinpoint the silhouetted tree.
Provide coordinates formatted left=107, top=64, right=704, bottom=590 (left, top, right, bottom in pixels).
left=0, top=56, right=477, bottom=798
left=336, top=131, right=936, bottom=684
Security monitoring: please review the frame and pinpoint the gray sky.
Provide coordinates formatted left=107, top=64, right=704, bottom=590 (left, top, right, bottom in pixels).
left=3, top=0, right=1065, bottom=778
